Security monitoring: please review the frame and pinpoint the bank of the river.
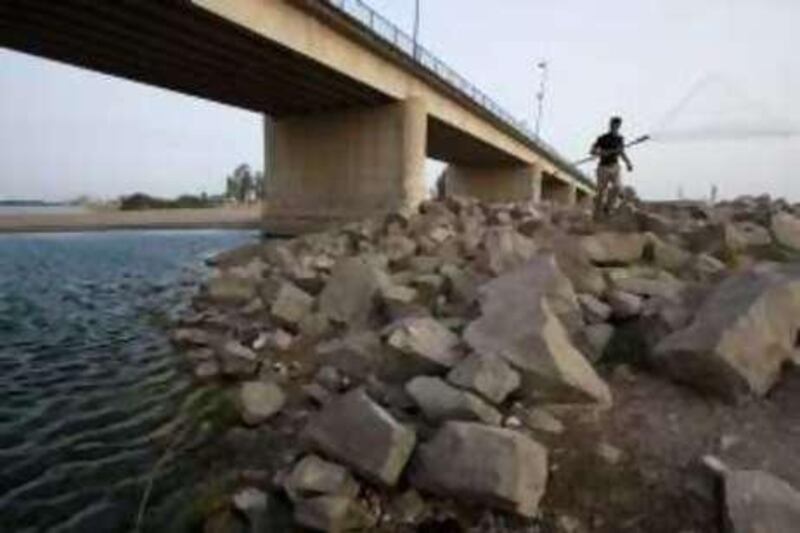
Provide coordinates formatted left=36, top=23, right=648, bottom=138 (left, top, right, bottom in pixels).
left=173, top=195, right=800, bottom=532
left=0, top=229, right=259, bottom=532
left=0, top=206, right=261, bottom=233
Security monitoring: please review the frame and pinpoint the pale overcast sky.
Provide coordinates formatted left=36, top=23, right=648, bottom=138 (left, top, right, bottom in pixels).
left=1, top=0, right=798, bottom=202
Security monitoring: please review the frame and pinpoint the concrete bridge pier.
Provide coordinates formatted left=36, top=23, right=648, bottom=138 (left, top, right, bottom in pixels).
left=541, top=172, right=578, bottom=205
left=443, top=164, right=543, bottom=204
left=263, top=98, right=428, bottom=234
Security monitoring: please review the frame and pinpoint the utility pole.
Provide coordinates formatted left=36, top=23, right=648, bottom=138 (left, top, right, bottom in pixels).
left=535, top=60, right=548, bottom=138
left=413, top=0, right=421, bottom=60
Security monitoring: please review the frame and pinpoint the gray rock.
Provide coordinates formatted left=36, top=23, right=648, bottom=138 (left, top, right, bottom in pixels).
left=606, top=290, right=643, bottom=319
left=284, top=455, right=359, bottom=502
left=613, top=276, right=684, bottom=301
left=730, top=221, right=772, bottom=249
left=653, top=265, right=800, bottom=400
left=517, top=406, right=565, bottom=435
left=218, top=340, right=259, bottom=377
left=385, top=317, right=461, bottom=374
left=577, top=293, right=612, bottom=324
left=318, top=257, right=389, bottom=326
left=464, top=258, right=612, bottom=406
left=411, top=421, right=548, bottom=517
left=381, top=284, right=418, bottom=306
left=770, top=212, right=800, bottom=251
left=724, top=469, right=800, bottom=533
left=405, top=376, right=502, bottom=425
left=270, top=281, right=314, bottom=327
left=185, top=347, right=215, bottom=363
left=193, top=360, right=220, bottom=381
left=441, top=264, right=484, bottom=311
left=539, top=227, right=607, bottom=296
left=302, top=383, right=333, bottom=406
left=303, top=388, right=416, bottom=486
left=381, top=287, right=428, bottom=321
left=206, top=275, right=258, bottom=304
left=447, top=353, right=520, bottom=404
left=691, top=253, right=727, bottom=281
left=231, top=487, right=268, bottom=531
left=294, top=495, right=375, bottom=532
left=315, top=330, right=385, bottom=380
left=171, top=328, right=215, bottom=347
left=298, top=312, right=332, bottom=340
left=583, top=323, right=614, bottom=360
left=314, top=365, right=344, bottom=392
left=407, top=255, right=442, bottom=274
left=410, top=273, right=445, bottom=304
left=772, top=211, right=800, bottom=251
left=238, top=381, right=286, bottom=425
left=579, top=232, right=647, bottom=265
left=478, top=226, right=537, bottom=275
left=649, top=236, right=692, bottom=272
left=381, top=234, right=417, bottom=266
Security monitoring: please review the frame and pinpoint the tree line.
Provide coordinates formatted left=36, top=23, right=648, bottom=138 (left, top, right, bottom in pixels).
left=225, top=164, right=265, bottom=203
left=119, top=163, right=264, bottom=211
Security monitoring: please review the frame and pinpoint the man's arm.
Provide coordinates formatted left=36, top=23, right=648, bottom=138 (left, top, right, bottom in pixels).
left=620, top=149, right=633, bottom=171
left=590, top=139, right=601, bottom=157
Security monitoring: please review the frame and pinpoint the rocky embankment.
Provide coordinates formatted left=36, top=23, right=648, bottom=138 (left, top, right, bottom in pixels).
left=172, top=194, right=800, bottom=532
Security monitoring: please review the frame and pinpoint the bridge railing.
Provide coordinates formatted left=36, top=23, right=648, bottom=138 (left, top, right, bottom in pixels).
left=323, top=0, right=591, bottom=187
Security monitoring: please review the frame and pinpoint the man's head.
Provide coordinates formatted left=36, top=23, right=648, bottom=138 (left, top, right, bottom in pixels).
left=609, top=116, right=622, bottom=133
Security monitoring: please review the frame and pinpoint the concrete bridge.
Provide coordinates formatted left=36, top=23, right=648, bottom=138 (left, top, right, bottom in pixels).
left=0, top=0, right=593, bottom=232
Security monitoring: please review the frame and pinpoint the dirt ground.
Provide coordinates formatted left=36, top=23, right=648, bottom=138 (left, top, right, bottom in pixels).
left=0, top=206, right=261, bottom=233
left=540, top=362, right=800, bottom=532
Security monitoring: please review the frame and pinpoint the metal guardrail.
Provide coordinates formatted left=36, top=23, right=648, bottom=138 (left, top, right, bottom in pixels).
left=323, top=0, right=592, bottom=187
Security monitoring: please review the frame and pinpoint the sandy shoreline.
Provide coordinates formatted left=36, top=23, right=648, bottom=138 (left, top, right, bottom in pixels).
left=0, top=206, right=262, bottom=233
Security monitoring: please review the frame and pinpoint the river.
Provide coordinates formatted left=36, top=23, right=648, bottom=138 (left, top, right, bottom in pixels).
left=0, top=229, right=258, bottom=532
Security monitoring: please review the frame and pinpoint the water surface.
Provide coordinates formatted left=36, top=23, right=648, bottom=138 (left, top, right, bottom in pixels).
left=0, top=229, right=257, bottom=532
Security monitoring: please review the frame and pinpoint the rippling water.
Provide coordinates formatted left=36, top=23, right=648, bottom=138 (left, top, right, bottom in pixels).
left=0, top=230, right=258, bottom=532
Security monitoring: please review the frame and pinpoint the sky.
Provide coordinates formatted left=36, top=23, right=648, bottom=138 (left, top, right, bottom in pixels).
left=1, top=0, right=798, bottom=202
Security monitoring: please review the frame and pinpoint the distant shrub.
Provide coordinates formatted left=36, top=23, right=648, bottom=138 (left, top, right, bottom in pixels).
left=119, top=193, right=219, bottom=211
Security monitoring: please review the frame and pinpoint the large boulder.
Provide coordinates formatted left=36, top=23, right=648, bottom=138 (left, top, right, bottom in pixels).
left=384, top=317, right=462, bottom=377
left=315, top=330, right=385, bottom=380
left=538, top=227, right=607, bottom=297
left=303, top=389, right=416, bottom=486
left=238, top=381, right=286, bottom=425
left=411, top=421, right=548, bottom=517
left=405, top=376, right=502, bottom=425
left=294, top=495, right=375, bottom=532
left=464, top=257, right=612, bottom=406
left=318, top=257, right=389, bottom=326
left=649, top=235, right=692, bottom=273
left=729, top=221, right=772, bottom=249
left=447, top=353, right=520, bottom=404
left=477, top=226, right=537, bottom=275
left=772, top=211, right=800, bottom=251
left=724, top=469, right=800, bottom=533
left=579, top=232, right=648, bottom=265
left=653, top=265, right=800, bottom=400
left=206, top=275, right=258, bottom=304
left=269, top=281, right=314, bottom=328
left=218, top=340, right=260, bottom=377
left=576, top=293, right=612, bottom=324
left=283, top=455, right=359, bottom=502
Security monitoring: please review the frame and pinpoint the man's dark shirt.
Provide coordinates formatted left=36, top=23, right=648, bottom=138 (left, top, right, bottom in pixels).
left=593, top=132, right=625, bottom=167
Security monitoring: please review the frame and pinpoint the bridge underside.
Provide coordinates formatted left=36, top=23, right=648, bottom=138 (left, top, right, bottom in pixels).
left=1, top=0, right=583, bottom=233
left=0, top=0, right=392, bottom=116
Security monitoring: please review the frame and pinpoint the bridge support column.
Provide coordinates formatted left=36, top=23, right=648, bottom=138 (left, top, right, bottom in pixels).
left=442, top=164, right=542, bottom=203
left=263, top=98, right=427, bottom=234
left=541, top=172, right=577, bottom=205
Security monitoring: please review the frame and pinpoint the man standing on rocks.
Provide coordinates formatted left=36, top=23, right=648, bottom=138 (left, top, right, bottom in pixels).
left=591, top=116, right=633, bottom=219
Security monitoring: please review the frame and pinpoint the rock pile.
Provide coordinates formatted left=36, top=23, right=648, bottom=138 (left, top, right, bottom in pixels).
left=172, top=193, right=800, bottom=531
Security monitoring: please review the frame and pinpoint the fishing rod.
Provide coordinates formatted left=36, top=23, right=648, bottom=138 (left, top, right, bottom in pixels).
left=573, top=134, right=651, bottom=166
